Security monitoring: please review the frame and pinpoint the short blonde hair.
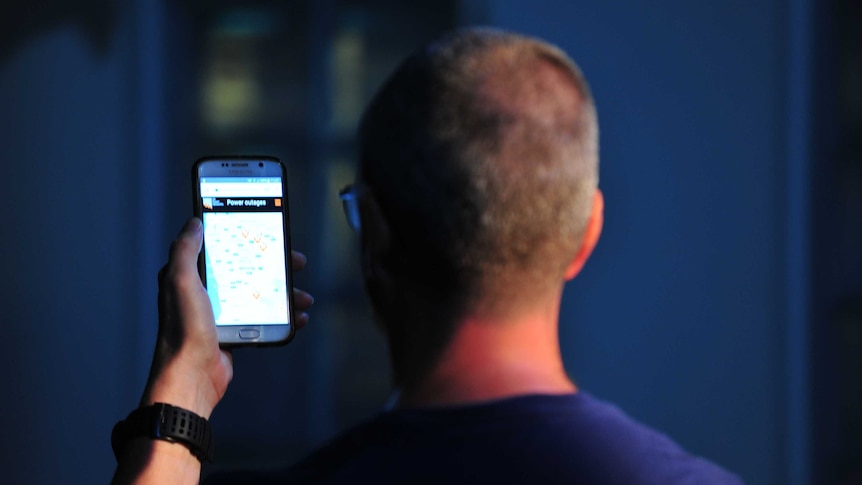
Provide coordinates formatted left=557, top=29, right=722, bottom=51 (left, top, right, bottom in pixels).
left=359, top=27, right=599, bottom=306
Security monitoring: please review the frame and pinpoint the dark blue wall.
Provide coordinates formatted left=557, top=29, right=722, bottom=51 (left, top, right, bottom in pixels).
left=0, top=17, right=142, bottom=484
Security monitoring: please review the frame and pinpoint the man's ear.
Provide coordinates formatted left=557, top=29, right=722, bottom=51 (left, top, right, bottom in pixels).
left=359, top=189, right=393, bottom=282
left=359, top=189, right=402, bottom=326
left=564, top=189, right=604, bottom=281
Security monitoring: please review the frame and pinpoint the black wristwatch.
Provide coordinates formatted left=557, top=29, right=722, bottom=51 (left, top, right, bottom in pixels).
left=111, top=403, right=214, bottom=463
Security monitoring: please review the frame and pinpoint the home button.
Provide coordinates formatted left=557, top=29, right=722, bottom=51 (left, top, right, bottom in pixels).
left=239, top=329, right=261, bottom=340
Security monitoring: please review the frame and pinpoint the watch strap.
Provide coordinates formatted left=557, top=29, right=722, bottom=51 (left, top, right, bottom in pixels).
left=112, top=403, right=214, bottom=462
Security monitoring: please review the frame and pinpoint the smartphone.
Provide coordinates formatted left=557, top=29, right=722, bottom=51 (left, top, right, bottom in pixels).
left=192, top=156, right=296, bottom=346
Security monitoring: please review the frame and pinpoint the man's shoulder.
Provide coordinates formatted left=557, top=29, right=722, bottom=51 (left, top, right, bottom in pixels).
left=515, top=392, right=745, bottom=484
left=403, top=392, right=745, bottom=485
left=206, top=392, right=744, bottom=485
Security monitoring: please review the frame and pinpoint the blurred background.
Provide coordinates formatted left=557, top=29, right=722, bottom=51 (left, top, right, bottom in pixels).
left=0, top=0, right=860, bottom=484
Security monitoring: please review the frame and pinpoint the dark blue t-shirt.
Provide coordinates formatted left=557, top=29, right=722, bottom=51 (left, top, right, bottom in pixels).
left=206, top=393, right=743, bottom=484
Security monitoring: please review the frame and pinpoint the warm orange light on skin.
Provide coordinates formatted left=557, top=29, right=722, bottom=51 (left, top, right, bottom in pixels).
left=402, top=307, right=576, bottom=408
left=400, top=189, right=604, bottom=408
left=565, top=189, right=604, bottom=281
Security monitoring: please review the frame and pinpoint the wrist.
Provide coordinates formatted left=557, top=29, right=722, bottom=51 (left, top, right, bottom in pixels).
left=141, top=357, right=222, bottom=419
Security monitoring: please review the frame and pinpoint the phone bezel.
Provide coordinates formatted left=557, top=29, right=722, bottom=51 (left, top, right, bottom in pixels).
left=192, top=155, right=296, bottom=347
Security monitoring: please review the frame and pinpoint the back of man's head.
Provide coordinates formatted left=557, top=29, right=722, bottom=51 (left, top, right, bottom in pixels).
left=359, top=28, right=599, bottom=320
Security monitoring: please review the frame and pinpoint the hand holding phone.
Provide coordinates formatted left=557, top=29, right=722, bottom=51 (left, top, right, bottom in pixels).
left=192, top=156, right=296, bottom=346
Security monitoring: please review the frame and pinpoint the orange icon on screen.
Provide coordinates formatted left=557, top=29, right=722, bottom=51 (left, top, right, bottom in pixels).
left=274, top=198, right=282, bottom=207
left=241, top=228, right=249, bottom=238
left=259, top=242, right=268, bottom=251
left=252, top=290, right=261, bottom=300
left=253, top=233, right=262, bottom=243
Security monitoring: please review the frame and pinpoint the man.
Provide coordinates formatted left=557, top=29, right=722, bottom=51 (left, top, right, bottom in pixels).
left=112, top=28, right=743, bottom=484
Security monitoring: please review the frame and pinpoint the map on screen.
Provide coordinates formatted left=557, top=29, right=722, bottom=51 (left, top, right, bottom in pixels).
left=202, top=211, right=289, bottom=325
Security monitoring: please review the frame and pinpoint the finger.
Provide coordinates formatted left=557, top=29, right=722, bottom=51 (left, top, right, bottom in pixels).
left=294, top=312, right=310, bottom=331
left=220, top=348, right=234, bottom=368
left=293, top=288, right=314, bottom=312
left=169, top=218, right=204, bottom=265
left=163, top=218, right=215, bottom=339
left=166, top=219, right=205, bottom=291
left=291, top=250, right=307, bottom=272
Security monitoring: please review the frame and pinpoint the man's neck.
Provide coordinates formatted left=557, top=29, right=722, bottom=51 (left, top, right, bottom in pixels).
left=397, top=304, right=576, bottom=409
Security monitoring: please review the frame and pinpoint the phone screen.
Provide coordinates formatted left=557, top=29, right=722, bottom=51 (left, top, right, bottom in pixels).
left=198, top=175, right=290, bottom=326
